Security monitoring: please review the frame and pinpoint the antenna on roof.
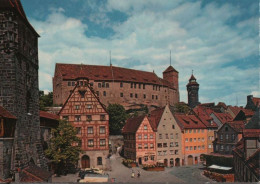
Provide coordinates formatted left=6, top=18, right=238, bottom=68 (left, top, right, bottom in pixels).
left=109, top=50, right=112, bottom=66
left=170, top=50, right=172, bottom=66
left=236, top=95, right=238, bottom=106
left=192, top=69, right=193, bottom=75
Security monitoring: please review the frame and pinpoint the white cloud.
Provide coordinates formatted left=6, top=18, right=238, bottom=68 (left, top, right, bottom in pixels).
left=29, top=1, right=258, bottom=107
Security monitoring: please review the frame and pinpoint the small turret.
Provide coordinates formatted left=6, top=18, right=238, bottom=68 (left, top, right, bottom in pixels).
left=187, top=73, right=200, bottom=108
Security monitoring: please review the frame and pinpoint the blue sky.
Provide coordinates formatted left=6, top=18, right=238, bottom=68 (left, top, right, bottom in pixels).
left=21, top=0, right=259, bottom=106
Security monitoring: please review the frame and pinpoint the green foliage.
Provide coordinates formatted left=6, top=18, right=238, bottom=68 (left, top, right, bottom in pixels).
left=45, top=120, right=82, bottom=174
left=173, top=103, right=190, bottom=113
left=107, top=104, right=127, bottom=135
left=39, top=90, right=53, bottom=111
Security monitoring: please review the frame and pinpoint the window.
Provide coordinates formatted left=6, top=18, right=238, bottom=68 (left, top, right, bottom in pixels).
left=63, top=116, right=68, bottom=120
left=150, top=134, right=153, bottom=139
left=189, top=130, right=192, bottom=133
left=120, top=93, right=123, bottom=97
left=170, top=142, right=174, bottom=147
left=198, top=146, right=201, bottom=150
left=185, top=130, right=188, bottom=133
left=158, top=151, right=162, bottom=156
left=176, top=133, right=178, bottom=139
left=150, top=155, right=154, bottom=160
left=172, top=125, right=175, bottom=129
left=157, top=143, right=162, bottom=148
left=98, top=83, right=101, bottom=88
left=144, top=134, right=148, bottom=139
left=220, top=134, right=223, bottom=140
left=193, top=129, right=196, bottom=133
left=144, top=125, right=147, bottom=130
left=175, top=150, right=178, bottom=155
left=144, top=143, right=148, bottom=149
left=143, top=94, right=146, bottom=99
left=163, top=143, right=168, bottom=147
left=120, top=82, right=123, bottom=87
left=87, top=115, right=92, bottom=121
left=144, top=156, right=148, bottom=161
left=138, top=134, right=142, bottom=139
left=103, top=91, right=106, bottom=96
left=87, top=127, right=93, bottom=134
left=194, top=146, right=197, bottom=150
left=166, top=134, right=169, bottom=139
left=202, top=138, right=205, bottom=142
left=138, top=144, right=142, bottom=149
left=76, top=127, right=81, bottom=135
left=208, top=144, right=212, bottom=148
left=190, top=146, right=193, bottom=150
left=102, top=82, right=105, bottom=88
left=163, top=125, right=165, bottom=129
left=72, top=81, right=75, bottom=86
left=130, top=93, right=133, bottom=98
left=100, top=126, right=105, bottom=134
left=198, top=129, right=200, bottom=133
left=170, top=133, right=173, bottom=139
left=100, top=115, right=106, bottom=121
left=75, top=115, right=81, bottom=121
left=131, top=83, right=133, bottom=88
left=189, top=138, right=192, bottom=142
left=86, top=104, right=92, bottom=109
left=90, top=82, right=93, bottom=87
left=100, top=139, right=106, bottom=146
left=185, top=146, right=188, bottom=151
left=152, top=95, right=154, bottom=99
left=232, top=134, right=235, bottom=140
left=226, top=134, right=229, bottom=140
left=134, top=83, right=136, bottom=88
left=163, top=151, right=167, bottom=155
left=88, top=139, right=94, bottom=147
left=150, top=143, right=154, bottom=149
left=170, top=150, right=174, bottom=155
left=135, top=94, right=138, bottom=98
left=106, top=83, right=109, bottom=88
left=143, top=84, right=145, bottom=89
left=97, top=157, right=102, bottom=165
left=156, top=95, right=158, bottom=100
left=159, top=134, right=162, bottom=139
left=68, top=81, right=71, bottom=86
left=198, top=138, right=200, bottom=142
left=194, top=138, right=196, bottom=142
left=175, top=142, right=178, bottom=147
left=225, top=127, right=228, bottom=131
left=226, top=145, right=229, bottom=151
left=75, top=105, right=80, bottom=110
left=202, top=145, right=205, bottom=149
left=185, top=138, right=188, bottom=142
left=139, top=84, right=141, bottom=89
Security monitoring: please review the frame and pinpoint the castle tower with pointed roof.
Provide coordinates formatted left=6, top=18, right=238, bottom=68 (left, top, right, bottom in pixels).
left=0, top=0, right=47, bottom=179
left=187, top=74, right=200, bottom=108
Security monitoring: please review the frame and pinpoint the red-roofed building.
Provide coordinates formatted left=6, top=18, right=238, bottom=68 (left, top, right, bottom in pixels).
left=19, top=165, right=52, bottom=182
left=193, top=106, right=218, bottom=153
left=58, top=78, right=109, bottom=169
left=150, top=105, right=183, bottom=167
left=210, top=111, right=233, bottom=128
left=226, top=106, right=244, bottom=118
left=173, top=113, right=207, bottom=165
left=122, top=115, right=156, bottom=165
left=53, top=63, right=179, bottom=110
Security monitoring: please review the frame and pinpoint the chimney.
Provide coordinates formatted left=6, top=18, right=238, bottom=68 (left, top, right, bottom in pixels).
left=247, top=95, right=253, bottom=104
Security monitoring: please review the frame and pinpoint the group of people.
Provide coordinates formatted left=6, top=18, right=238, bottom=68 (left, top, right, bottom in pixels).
left=131, top=170, right=141, bottom=178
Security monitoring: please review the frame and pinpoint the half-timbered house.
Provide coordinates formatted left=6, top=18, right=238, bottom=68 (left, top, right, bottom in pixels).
left=59, top=78, right=109, bottom=169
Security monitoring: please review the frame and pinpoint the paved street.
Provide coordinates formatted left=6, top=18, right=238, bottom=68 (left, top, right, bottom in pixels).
left=52, top=154, right=213, bottom=183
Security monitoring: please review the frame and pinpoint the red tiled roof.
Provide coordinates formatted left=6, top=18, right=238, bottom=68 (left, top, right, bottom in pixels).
left=193, top=106, right=218, bottom=128
left=243, top=129, right=260, bottom=138
left=189, top=74, right=196, bottom=81
left=148, top=107, right=165, bottom=131
left=217, top=102, right=227, bottom=109
left=40, top=111, right=59, bottom=120
left=122, top=115, right=146, bottom=133
left=212, top=112, right=233, bottom=124
left=0, top=106, right=16, bottom=119
left=242, top=109, right=254, bottom=117
left=55, top=63, right=176, bottom=89
left=0, top=0, right=39, bottom=36
left=173, top=113, right=207, bottom=129
left=228, top=106, right=244, bottom=116
left=20, top=165, right=52, bottom=182
left=163, top=65, right=178, bottom=73
left=227, top=121, right=245, bottom=133
left=252, top=97, right=260, bottom=107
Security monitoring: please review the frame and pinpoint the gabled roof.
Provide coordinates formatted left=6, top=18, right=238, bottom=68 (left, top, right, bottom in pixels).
left=226, top=121, right=245, bottom=133
left=0, top=0, right=39, bottom=37
left=163, top=65, right=178, bottom=73
left=20, top=165, right=52, bottom=182
left=252, top=97, right=260, bottom=107
left=211, top=112, right=233, bottom=124
left=148, top=107, right=165, bottom=131
left=245, top=108, right=260, bottom=129
left=173, top=113, right=207, bottom=130
left=55, top=63, right=176, bottom=89
left=40, top=111, right=59, bottom=120
left=228, top=106, right=244, bottom=116
left=193, top=106, right=218, bottom=128
left=217, top=102, right=227, bottom=110
left=122, top=115, right=146, bottom=133
left=0, top=106, right=16, bottom=119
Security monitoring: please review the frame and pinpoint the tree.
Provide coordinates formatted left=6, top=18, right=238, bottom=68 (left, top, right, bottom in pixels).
left=45, top=120, right=81, bottom=175
left=173, top=103, right=190, bottom=113
left=39, top=90, right=53, bottom=111
left=107, top=104, right=127, bottom=135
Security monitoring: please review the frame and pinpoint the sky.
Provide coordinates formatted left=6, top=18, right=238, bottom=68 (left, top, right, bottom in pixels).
left=21, top=0, right=259, bottom=106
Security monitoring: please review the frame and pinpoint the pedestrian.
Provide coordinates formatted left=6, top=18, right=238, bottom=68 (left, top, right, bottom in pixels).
left=131, top=170, right=135, bottom=178
left=137, top=170, right=141, bottom=178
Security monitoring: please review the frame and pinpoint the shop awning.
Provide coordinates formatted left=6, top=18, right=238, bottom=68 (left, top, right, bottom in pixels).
left=208, top=164, right=232, bottom=170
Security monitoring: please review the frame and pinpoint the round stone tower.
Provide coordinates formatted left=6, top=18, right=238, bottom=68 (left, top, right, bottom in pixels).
left=187, top=74, right=200, bottom=108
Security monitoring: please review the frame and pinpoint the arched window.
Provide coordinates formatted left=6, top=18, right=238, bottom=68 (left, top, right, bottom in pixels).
left=97, top=157, right=102, bottom=165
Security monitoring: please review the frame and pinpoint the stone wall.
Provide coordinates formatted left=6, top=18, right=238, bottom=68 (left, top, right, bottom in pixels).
left=0, top=138, right=14, bottom=179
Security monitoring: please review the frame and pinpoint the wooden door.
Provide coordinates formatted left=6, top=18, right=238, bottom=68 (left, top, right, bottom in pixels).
left=187, top=155, right=193, bottom=165
left=81, top=155, right=90, bottom=168
left=164, top=159, right=168, bottom=167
